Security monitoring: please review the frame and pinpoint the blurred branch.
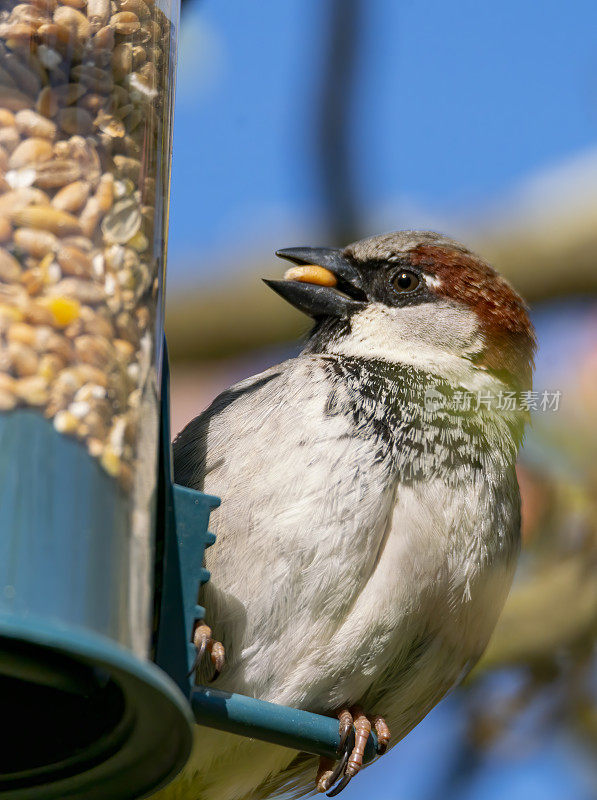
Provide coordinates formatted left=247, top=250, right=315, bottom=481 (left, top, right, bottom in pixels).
left=166, top=275, right=310, bottom=362
left=473, top=210, right=597, bottom=304
left=478, top=554, right=597, bottom=671
left=471, top=474, right=597, bottom=676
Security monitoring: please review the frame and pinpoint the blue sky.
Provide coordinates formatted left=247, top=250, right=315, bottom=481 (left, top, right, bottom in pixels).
left=168, top=0, right=597, bottom=285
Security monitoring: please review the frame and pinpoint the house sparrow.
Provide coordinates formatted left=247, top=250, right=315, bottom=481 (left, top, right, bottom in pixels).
left=165, top=231, right=535, bottom=800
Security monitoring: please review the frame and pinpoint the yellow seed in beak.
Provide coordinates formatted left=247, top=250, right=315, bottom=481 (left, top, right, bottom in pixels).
left=283, top=265, right=337, bottom=287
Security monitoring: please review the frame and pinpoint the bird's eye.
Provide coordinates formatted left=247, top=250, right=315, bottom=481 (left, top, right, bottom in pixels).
left=391, top=271, right=420, bottom=293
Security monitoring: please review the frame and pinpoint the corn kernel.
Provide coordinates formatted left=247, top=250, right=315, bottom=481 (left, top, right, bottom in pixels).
left=41, top=296, right=81, bottom=328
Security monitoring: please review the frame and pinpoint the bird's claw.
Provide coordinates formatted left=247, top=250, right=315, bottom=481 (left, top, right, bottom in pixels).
left=188, top=620, right=225, bottom=681
left=316, top=728, right=355, bottom=795
left=325, top=748, right=355, bottom=798
left=326, top=772, right=353, bottom=797
left=316, top=708, right=391, bottom=796
left=371, top=714, right=391, bottom=755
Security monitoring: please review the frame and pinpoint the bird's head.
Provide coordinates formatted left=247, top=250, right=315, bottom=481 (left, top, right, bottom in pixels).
left=267, top=230, right=536, bottom=392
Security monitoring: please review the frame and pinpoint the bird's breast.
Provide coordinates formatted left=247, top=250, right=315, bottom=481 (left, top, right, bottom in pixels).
left=198, top=356, right=520, bottom=720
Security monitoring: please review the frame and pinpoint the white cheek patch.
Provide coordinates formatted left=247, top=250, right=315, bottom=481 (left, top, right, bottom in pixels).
left=331, top=301, right=497, bottom=390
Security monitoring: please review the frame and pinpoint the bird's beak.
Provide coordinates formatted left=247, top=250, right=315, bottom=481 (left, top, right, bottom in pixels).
left=264, top=247, right=365, bottom=319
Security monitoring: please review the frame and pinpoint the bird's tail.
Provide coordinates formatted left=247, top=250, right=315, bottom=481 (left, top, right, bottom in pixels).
left=148, top=728, right=314, bottom=800
left=242, top=752, right=320, bottom=800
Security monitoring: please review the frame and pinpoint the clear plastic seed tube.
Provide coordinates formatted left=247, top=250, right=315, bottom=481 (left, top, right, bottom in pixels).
left=0, top=0, right=177, bottom=493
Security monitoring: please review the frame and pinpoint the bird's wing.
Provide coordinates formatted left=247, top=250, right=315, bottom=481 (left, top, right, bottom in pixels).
left=173, top=363, right=284, bottom=490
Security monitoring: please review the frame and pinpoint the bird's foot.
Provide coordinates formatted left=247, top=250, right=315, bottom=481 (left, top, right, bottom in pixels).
left=188, top=620, right=225, bottom=681
left=316, top=707, right=390, bottom=796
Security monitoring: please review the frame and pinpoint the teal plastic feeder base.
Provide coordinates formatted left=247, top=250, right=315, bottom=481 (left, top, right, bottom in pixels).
left=0, top=617, right=192, bottom=799
left=0, top=363, right=193, bottom=798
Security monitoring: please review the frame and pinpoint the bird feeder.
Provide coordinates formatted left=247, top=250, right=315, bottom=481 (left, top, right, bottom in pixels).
left=0, top=0, right=377, bottom=796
